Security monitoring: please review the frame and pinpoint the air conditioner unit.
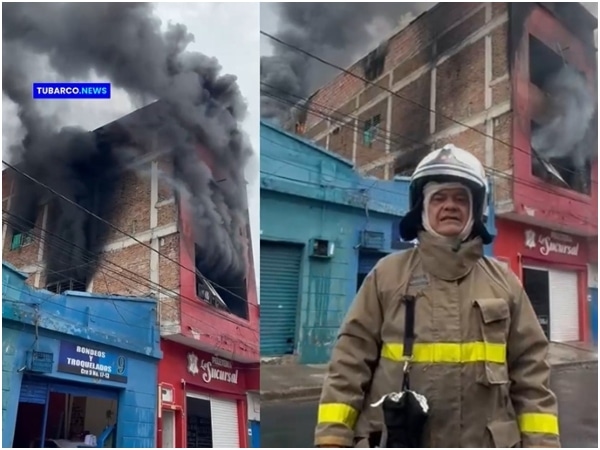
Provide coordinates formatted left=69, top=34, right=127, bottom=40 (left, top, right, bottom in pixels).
left=27, top=351, right=54, bottom=373
left=359, top=230, right=385, bottom=251
left=309, top=238, right=335, bottom=258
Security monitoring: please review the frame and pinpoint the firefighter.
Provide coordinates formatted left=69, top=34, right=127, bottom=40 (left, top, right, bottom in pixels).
left=315, top=144, right=560, bottom=448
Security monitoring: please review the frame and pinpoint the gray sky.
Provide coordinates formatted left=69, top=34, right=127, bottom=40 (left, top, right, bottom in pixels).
left=261, top=2, right=598, bottom=61
left=2, top=3, right=261, bottom=291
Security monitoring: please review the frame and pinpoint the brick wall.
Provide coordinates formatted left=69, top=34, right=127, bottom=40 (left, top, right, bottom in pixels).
left=302, top=2, right=514, bottom=206
left=2, top=157, right=181, bottom=319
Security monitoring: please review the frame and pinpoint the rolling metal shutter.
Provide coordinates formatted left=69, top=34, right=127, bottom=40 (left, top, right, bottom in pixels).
left=549, top=269, right=579, bottom=342
left=19, top=378, right=118, bottom=403
left=210, top=397, right=240, bottom=448
left=260, top=241, right=303, bottom=356
left=19, top=379, right=48, bottom=404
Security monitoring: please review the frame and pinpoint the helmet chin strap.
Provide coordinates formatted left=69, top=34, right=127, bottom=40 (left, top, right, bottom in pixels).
left=421, top=182, right=475, bottom=246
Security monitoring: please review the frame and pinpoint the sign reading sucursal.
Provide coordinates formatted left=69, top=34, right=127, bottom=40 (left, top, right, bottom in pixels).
left=57, top=341, right=128, bottom=383
left=187, top=352, right=238, bottom=385
left=524, top=229, right=580, bottom=257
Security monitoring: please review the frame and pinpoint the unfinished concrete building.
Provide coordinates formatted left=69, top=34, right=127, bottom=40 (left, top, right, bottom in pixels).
left=299, top=2, right=598, bottom=343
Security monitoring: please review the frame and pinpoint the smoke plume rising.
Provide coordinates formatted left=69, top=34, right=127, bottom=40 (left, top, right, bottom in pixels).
left=260, top=2, right=434, bottom=123
left=3, top=3, right=252, bottom=293
left=532, top=64, right=597, bottom=169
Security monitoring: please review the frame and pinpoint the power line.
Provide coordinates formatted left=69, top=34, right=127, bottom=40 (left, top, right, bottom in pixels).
left=2, top=208, right=258, bottom=311
left=2, top=209, right=260, bottom=342
left=261, top=85, right=597, bottom=207
left=2, top=160, right=254, bottom=305
left=2, top=225, right=261, bottom=350
left=3, top=295, right=261, bottom=363
left=3, top=211, right=259, bottom=345
left=260, top=30, right=597, bottom=185
left=259, top=136, right=595, bottom=230
left=260, top=93, right=594, bottom=209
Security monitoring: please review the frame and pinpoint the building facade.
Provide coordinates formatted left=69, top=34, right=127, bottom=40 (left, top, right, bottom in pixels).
left=296, top=3, right=598, bottom=343
left=261, top=121, right=496, bottom=364
left=494, top=219, right=591, bottom=341
left=2, top=105, right=260, bottom=447
left=2, top=262, right=162, bottom=448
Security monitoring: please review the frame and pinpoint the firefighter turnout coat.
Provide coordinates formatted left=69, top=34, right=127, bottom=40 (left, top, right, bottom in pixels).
left=315, top=232, right=560, bottom=448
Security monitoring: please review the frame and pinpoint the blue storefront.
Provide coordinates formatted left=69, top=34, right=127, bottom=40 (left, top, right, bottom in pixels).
left=2, top=263, right=162, bottom=448
left=260, top=121, right=496, bottom=364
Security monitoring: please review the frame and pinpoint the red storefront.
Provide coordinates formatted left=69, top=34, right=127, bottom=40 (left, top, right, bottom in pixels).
left=157, top=339, right=259, bottom=448
left=155, top=141, right=260, bottom=448
left=494, top=218, right=590, bottom=343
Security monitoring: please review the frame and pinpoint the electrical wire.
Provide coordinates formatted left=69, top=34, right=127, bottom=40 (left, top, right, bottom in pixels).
left=260, top=87, right=598, bottom=216
left=260, top=133, right=596, bottom=230
left=261, top=83, right=595, bottom=200
left=2, top=297, right=260, bottom=370
left=2, top=211, right=260, bottom=348
left=2, top=159, right=254, bottom=306
left=260, top=30, right=598, bottom=184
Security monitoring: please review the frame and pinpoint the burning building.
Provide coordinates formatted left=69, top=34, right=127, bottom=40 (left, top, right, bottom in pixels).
left=2, top=3, right=258, bottom=447
left=274, top=3, right=598, bottom=343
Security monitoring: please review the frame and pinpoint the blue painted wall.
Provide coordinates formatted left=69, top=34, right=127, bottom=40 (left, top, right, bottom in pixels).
left=260, top=121, right=496, bottom=364
left=249, top=421, right=260, bottom=448
left=589, top=288, right=598, bottom=347
left=2, top=262, right=162, bottom=448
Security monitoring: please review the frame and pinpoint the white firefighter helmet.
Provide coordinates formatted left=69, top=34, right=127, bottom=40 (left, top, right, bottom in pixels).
left=399, top=144, right=493, bottom=243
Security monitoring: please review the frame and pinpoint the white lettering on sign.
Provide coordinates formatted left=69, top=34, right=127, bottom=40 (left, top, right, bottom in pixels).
left=524, top=229, right=580, bottom=257
left=65, top=357, right=112, bottom=379
left=187, top=352, right=238, bottom=384
left=76, top=345, right=106, bottom=359
left=200, top=358, right=239, bottom=384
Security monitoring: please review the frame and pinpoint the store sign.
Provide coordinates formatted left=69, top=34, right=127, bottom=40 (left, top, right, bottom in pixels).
left=524, top=229, right=580, bottom=257
left=57, top=341, right=128, bottom=383
left=187, top=352, right=239, bottom=385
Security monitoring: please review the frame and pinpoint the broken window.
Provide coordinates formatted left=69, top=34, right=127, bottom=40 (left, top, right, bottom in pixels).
left=195, top=244, right=249, bottom=320
left=46, top=279, right=87, bottom=294
left=528, top=35, right=594, bottom=195
left=363, top=114, right=381, bottom=147
left=10, top=230, right=34, bottom=251
left=362, top=44, right=387, bottom=81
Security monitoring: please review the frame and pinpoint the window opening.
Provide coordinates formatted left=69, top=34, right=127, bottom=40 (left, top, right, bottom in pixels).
left=363, top=114, right=381, bottom=147
left=528, top=35, right=594, bottom=195
left=10, top=230, right=34, bottom=250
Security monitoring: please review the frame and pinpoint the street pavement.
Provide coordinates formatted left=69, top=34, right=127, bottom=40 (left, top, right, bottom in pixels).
left=261, top=365, right=598, bottom=448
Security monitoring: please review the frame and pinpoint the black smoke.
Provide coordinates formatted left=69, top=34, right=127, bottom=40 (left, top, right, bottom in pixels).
left=260, top=2, right=435, bottom=123
left=3, top=3, right=251, bottom=290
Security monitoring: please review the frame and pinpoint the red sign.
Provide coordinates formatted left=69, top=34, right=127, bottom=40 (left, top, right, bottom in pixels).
left=187, top=352, right=239, bottom=385
left=158, top=340, right=248, bottom=398
left=522, top=227, right=587, bottom=265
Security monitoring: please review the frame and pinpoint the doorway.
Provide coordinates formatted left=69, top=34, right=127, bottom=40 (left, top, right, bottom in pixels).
left=522, top=267, right=551, bottom=338
left=186, top=396, right=213, bottom=448
left=14, top=379, right=118, bottom=448
left=161, top=410, right=175, bottom=448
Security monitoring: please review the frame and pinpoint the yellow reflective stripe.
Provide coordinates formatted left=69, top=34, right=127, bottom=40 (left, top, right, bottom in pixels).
left=318, top=403, right=359, bottom=429
left=381, top=341, right=506, bottom=364
left=518, top=413, right=560, bottom=435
